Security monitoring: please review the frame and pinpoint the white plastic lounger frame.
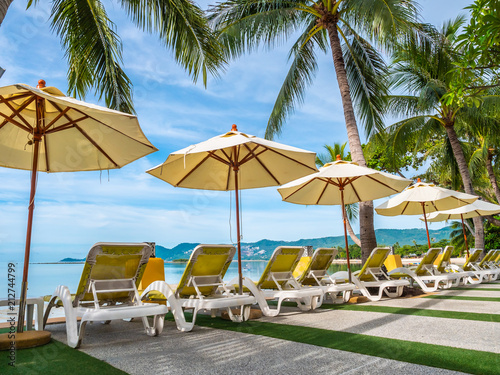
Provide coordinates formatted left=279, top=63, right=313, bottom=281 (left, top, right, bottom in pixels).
left=142, top=245, right=255, bottom=328
left=295, top=248, right=355, bottom=304
left=435, top=246, right=474, bottom=287
left=388, top=248, right=458, bottom=292
left=332, top=248, right=409, bottom=302
left=235, top=246, right=323, bottom=317
left=450, top=249, right=496, bottom=283
left=43, top=242, right=169, bottom=348
left=474, top=250, right=500, bottom=280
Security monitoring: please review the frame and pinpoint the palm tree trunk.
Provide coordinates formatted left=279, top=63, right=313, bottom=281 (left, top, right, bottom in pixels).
left=346, top=217, right=361, bottom=246
left=486, top=151, right=500, bottom=203
left=326, top=22, right=376, bottom=264
left=444, top=124, right=485, bottom=250
left=0, top=0, right=14, bottom=27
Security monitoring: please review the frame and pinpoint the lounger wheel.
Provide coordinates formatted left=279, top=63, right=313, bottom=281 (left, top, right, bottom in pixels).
left=342, top=290, right=353, bottom=303
left=242, top=305, right=251, bottom=321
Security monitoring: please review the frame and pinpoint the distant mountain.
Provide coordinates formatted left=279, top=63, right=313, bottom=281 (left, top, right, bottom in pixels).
left=154, top=227, right=453, bottom=261
left=59, top=257, right=86, bottom=262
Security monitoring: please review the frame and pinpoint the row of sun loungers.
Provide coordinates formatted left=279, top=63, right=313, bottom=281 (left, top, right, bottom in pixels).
left=42, top=242, right=500, bottom=348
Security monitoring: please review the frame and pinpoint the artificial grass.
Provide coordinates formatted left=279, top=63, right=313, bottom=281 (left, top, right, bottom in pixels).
left=0, top=328, right=126, bottom=375
left=450, top=287, right=500, bottom=292
left=182, top=315, right=500, bottom=375
left=423, top=295, right=500, bottom=302
left=318, top=303, right=500, bottom=322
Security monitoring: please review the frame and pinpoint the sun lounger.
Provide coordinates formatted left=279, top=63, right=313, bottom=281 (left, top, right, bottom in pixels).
left=475, top=250, right=500, bottom=280
left=141, top=245, right=255, bottom=329
left=448, top=249, right=492, bottom=283
left=434, top=246, right=474, bottom=286
left=331, top=247, right=409, bottom=302
left=234, top=246, right=323, bottom=317
left=388, top=248, right=459, bottom=292
left=43, top=242, right=170, bottom=348
left=294, top=248, right=355, bottom=304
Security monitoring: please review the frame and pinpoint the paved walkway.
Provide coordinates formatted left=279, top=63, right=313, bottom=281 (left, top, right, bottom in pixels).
left=45, top=282, right=500, bottom=375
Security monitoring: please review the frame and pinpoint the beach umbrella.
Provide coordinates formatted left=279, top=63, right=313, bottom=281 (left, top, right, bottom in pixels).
left=277, top=156, right=412, bottom=283
left=0, top=80, right=157, bottom=334
left=375, top=179, right=478, bottom=248
left=147, top=124, right=318, bottom=293
left=421, top=200, right=500, bottom=256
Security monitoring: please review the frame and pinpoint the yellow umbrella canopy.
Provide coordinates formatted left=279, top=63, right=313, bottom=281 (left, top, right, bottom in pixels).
left=278, top=158, right=411, bottom=282
left=0, top=82, right=157, bottom=171
left=147, top=124, right=318, bottom=292
left=0, top=80, right=157, bottom=333
left=421, top=200, right=500, bottom=255
left=376, top=180, right=478, bottom=248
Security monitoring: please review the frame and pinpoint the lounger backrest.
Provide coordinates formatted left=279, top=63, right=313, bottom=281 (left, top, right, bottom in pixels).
left=477, top=250, right=493, bottom=268
left=357, top=248, right=391, bottom=282
left=463, top=249, right=482, bottom=271
left=75, top=242, right=153, bottom=306
left=435, top=246, right=453, bottom=273
left=414, top=248, right=442, bottom=275
left=176, top=245, right=235, bottom=298
left=257, top=247, right=303, bottom=289
left=298, top=248, right=337, bottom=285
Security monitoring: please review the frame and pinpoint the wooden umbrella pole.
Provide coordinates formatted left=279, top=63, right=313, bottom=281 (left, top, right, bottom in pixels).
left=340, top=187, right=352, bottom=284
left=17, top=94, right=44, bottom=333
left=421, top=202, right=431, bottom=249
left=461, top=214, right=470, bottom=257
left=233, top=150, right=243, bottom=295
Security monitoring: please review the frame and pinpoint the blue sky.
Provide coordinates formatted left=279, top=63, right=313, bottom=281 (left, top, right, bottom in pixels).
left=0, top=0, right=472, bottom=262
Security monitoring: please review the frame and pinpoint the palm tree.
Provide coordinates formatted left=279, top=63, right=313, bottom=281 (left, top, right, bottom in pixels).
left=1, top=0, right=223, bottom=114
left=316, top=142, right=360, bottom=245
left=209, top=0, right=420, bottom=263
left=383, top=18, right=500, bottom=250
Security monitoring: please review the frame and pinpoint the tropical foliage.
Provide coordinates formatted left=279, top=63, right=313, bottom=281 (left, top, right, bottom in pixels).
left=1, top=0, right=224, bottom=113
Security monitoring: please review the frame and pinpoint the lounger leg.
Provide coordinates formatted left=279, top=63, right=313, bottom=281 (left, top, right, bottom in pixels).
left=45, top=286, right=81, bottom=348
left=142, top=281, right=195, bottom=332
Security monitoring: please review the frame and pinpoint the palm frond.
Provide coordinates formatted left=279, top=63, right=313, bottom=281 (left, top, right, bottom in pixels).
left=51, top=0, right=134, bottom=113
left=265, top=20, right=322, bottom=140
left=122, top=0, right=225, bottom=86
left=340, top=23, right=388, bottom=136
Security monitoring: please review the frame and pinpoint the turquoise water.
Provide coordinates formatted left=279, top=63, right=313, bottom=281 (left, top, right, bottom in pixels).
left=0, top=261, right=361, bottom=299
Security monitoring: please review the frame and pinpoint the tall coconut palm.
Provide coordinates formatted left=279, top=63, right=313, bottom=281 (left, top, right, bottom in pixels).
left=316, top=142, right=361, bottom=245
left=383, top=18, right=500, bottom=250
left=0, top=0, right=223, bottom=114
left=209, top=0, right=420, bottom=263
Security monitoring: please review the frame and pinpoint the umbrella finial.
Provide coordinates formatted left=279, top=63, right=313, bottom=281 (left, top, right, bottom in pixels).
left=417, top=178, right=421, bottom=183
left=37, top=80, right=46, bottom=89
left=231, top=124, right=238, bottom=132
left=336, top=155, right=341, bottom=161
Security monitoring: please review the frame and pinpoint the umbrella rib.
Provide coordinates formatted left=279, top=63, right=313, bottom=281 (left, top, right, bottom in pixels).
left=0, top=92, right=32, bottom=103
left=0, top=95, right=36, bottom=132
left=259, top=146, right=317, bottom=172
left=282, top=178, right=318, bottom=200
left=43, top=106, right=72, bottom=131
left=44, top=116, right=90, bottom=134
left=43, top=136, right=50, bottom=171
left=364, top=175, right=400, bottom=192
left=315, top=180, right=329, bottom=204
left=68, top=107, right=157, bottom=150
left=74, top=124, right=119, bottom=167
left=242, top=144, right=280, bottom=185
left=401, top=201, right=410, bottom=215
left=431, top=201, right=438, bottom=211
left=225, top=163, right=231, bottom=191
left=176, top=153, right=212, bottom=186
left=349, top=181, right=362, bottom=202
left=238, top=144, right=261, bottom=165
left=208, top=150, right=231, bottom=166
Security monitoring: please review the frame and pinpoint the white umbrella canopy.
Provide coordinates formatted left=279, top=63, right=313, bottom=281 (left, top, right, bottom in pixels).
left=0, top=80, right=157, bottom=333
left=421, top=200, right=500, bottom=256
left=147, top=124, right=318, bottom=190
left=278, top=159, right=412, bottom=205
left=423, top=200, right=500, bottom=222
left=376, top=180, right=478, bottom=248
left=147, top=124, right=318, bottom=292
left=278, top=158, right=412, bottom=282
